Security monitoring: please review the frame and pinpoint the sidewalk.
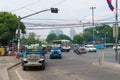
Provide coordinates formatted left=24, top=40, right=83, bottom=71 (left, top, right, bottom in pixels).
left=0, top=56, right=21, bottom=80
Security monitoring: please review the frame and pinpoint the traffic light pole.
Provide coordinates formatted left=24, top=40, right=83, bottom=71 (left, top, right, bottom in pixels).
left=17, top=8, right=58, bottom=55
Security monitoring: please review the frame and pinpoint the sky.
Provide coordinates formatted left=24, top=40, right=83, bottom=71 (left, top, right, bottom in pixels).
left=0, top=0, right=120, bottom=39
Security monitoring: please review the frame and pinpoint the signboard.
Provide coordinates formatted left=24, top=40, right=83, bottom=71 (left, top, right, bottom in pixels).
left=95, top=44, right=104, bottom=49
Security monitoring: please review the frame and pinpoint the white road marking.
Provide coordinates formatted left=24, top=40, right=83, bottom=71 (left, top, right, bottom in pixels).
left=15, top=66, right=23, bottom=80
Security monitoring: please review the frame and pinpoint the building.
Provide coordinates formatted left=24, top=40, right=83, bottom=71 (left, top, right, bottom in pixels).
left=70, top=28, right=76, bottom=40
left=49, top=29, right=63, bottom=35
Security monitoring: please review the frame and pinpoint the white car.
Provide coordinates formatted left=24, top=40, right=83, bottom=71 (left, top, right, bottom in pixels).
left=112, top=45, right=120, bottom=50
left=85, top=45, right=97, bottom=52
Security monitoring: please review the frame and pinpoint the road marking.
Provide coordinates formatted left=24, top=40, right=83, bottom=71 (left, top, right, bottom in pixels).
left=15, top=66, right=23, bottom=80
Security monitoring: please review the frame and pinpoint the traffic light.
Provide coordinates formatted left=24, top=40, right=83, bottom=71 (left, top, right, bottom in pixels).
left=51, top=8, right=58, bottom=13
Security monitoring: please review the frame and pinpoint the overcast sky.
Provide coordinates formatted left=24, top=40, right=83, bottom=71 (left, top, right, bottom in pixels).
left=0, top=0, right=120, bottom=38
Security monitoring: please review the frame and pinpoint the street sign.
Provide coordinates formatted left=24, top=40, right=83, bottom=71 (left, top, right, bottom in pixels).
left=96, top=44, right=104, bottom=49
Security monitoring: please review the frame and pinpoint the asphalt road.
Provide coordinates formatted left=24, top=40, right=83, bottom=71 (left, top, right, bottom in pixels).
left=8, top=48, right=120, bottom=80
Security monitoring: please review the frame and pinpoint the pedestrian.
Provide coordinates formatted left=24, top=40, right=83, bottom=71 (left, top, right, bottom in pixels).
left=40, top=47, right=47, bottom=56
left=0, top=45, right=5, bottom=56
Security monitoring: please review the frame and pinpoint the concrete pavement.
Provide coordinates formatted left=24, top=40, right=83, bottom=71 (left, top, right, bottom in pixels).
left=0, top=56, right=21, bottom=80
left=0, top=51, right=120, bottom=80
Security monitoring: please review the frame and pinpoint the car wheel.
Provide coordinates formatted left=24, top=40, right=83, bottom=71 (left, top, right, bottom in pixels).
left=22, top=65, right=27, bottom=70
left=41, top=63, right=45, bottom=70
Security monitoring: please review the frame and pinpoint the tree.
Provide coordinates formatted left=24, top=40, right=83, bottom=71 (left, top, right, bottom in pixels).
left=83, top=27, right=93, bottom=43
left=95, top=24, right=113, bottom=43
left=58, top=34, right=71, bottom=41
left=73, top=34, right=83, bottom=44
left=25, top=33, right=41, bottom=45
left=46, top=33, right=71, bottom=43
left=83, top=24, right=114, bottom=43
left=0, top=12, right=26, bottom=45
left=46, top=33, right=57, bottom=43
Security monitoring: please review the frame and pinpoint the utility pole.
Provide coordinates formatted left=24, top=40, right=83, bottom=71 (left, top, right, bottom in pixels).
left=114, top=0, right=119, bottom=63
left=90, top=7, right=96, bottom=44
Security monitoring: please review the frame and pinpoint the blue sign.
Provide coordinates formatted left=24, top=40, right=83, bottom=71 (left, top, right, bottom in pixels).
left=95, top=44, right=104, bottom=49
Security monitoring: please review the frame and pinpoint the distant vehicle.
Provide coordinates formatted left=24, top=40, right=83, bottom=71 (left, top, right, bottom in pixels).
left=112, top=44, right=120, bottom=50
left=50, top=44, right=62, bottom=59
left=74, top=45, right=86, bottom=55
left=22, top=46, right=45, bottom=70
left=53, top=40, right=71, bottom=52
left=85, top=45, right=97, bottom=52
left=79, top=46, right=87, bottom=54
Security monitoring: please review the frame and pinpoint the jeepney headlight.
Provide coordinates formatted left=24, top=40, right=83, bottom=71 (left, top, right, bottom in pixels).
left=23, top=58, right=28, bottom=63
left=40, top=58, right=44, bottom=61
left=51, top=50, right=54, bottom=52
left=57, top=50, right=61, bottom=52
left=23, top=58, right=27, bottom=61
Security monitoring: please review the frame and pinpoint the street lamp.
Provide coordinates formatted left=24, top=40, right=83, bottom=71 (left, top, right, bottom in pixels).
left=17, top=8, right=59, bottom=54
left=90, top=7, right=96, bottom=44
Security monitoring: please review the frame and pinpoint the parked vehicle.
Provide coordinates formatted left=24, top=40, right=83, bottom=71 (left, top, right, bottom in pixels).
left=50, top=44, right=62, bottom=59
left=85, top=45, right=97, bottom=52
left=22, top=46, right=45, bottom=70
left=113, top=44, right=120, bottom=50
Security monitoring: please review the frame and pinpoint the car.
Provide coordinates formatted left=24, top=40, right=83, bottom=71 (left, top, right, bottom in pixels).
left=22, top=46, right=45, bottom=70
left=50, top=44, right=62, bottom=59
left=74, top=45, right=86, bottom=55
left=79, top=46, right=87, bottom=54
left=85, top=45, right=97, bottom=52
left=113, top=44, right=120, bottom=50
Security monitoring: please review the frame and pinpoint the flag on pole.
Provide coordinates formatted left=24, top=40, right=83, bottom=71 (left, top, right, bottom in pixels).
left=106, top=0, right=114, bottom=11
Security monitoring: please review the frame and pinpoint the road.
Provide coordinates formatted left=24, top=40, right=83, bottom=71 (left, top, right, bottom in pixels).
left=8, top=48, right=120, bottom=80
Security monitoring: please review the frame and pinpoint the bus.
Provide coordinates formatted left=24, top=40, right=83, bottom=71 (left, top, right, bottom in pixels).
left=52, top=40, right=71, bottom=52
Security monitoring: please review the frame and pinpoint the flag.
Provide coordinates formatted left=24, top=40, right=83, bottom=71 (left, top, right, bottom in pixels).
left=106, top=0, right=114, bottom=11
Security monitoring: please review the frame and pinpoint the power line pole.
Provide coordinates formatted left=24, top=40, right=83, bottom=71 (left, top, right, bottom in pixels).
left=114, top=0, right=119, bottom=63
left=90, top=7, right=96, bottom=44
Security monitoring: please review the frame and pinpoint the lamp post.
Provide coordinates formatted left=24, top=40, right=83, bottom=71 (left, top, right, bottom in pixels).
left=17, top=8, right=58, bottom=54
left=90, top=7, right=96, bottom=44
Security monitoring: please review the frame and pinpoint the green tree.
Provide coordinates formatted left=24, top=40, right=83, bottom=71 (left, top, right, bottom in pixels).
left=83, top=24, right=114, bottom=43
left=0, top=12, right=26, bottom=45
left=73, top=34, right=83, bottom=44
left=58, top=34, right=71, bottom=41
left=83, top=27, right=93, bottom=43
left=95, top=24, right=113, bottom=43
left=46, top=33, right=57, bottom=43
left=26, top=33, right=41, bottom=45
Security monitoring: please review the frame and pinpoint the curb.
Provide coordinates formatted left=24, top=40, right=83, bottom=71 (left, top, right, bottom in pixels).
left=93, top=62, right=120, bottom=70
left=7, top=61, right=21, bottom=80
left=7, top=61, right=21, bottom=70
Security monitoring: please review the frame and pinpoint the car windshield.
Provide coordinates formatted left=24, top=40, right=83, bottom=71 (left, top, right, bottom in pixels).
left=27, top=49, right=40, bottom=54
left=89, top=46, right=94, bottom=48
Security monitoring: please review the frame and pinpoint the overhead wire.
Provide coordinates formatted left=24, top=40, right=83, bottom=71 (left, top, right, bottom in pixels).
left=10, top=0, right=41, bottom=12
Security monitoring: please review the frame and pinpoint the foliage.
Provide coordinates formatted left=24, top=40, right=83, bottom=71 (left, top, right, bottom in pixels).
left=25, top=32, right=41, bottom=45
left=46, top=33, right=71, bottom=43
left=83, top=24, right=115, bottom=43
left=72, top=34, right=83, bottom=44
left=58, top=34, right=71, bottom=41
left=46, top=33, right=57, bottom=43
left=0, top=12, right=26, bottom=45
left=83, top=27, right=93, bottom=43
